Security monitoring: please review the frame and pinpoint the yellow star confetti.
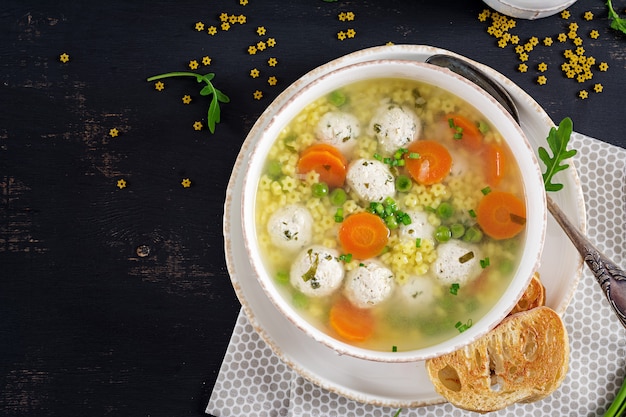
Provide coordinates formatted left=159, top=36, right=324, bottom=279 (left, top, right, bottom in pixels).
left=228, top=14, right=237, bottom=24
left=478, top=10, right=490, bottom=22
left=338, top=12, right=347, bottom=22
left=155, top=81, right=165, bottom=91
left=498, top=38, right=507, bottom=48
left=518, top=63, right=528, bottom=73
left=267, top=38, right=276, bottom=47
left=578, top=90, right=588, bottom=99
left=202, top=56, right=212, bottom=66
left=237, top=15, right=246, bottom=24
left=189, top=60, right=199, bottom=70
left=569, top=22, right=579, bottom=31
left=528, top=36, right=539, bottom=46
left=221, top=22, right=231, bottom=31
left=195, top=22, right=205, bottom=31
left=583, top=11, right=594, bottom=21
left=182, top=95, right=192, bottom=104
left=543, top=37, right=553, bottom=46
left=193, top=121, right=203, bottom=131
left=537, top=75, right=547, bottom=85
left=240, top=0, right=248, bottom=5
left=345, top=12, right=355, bottom=21
left=337, top=31, right=347, bottom=41
left=518, top=52, right=529, bottom=62
left=561, top=10, right=570, bottom=19
left=267, top=57, right=277, bottom=67
left=59, top=53, right=70, bottom=63
left=524, top=42, right=534, bottom=52
left=257, top=41, right=267, bottom=51
left=386, top=41, right=395, bottom=45
left=510, top=35, right=520, bottom=44
left=538, top=62, right=547, bottom=72
left=593, top=83, right=603, bottom=93
left=253, top=90, right=263, bottom=100
left=268, top=76, right=277, bottom=86
left=257, top=26, right=266, bottom=36
left=117, top=179, right=127, bottom=189
left=219, top=13, right=229, bottom=22
left=557, top=33, right=567, bottom=42
left=248, top=45, right=257, bottom=55
left=346, top=29, right=356, bottom=38
left=576, top=47, right=585, bottom=56
left=207, top=26, right=218, bottom=35
left=181, top=178, right=192, bottom=188
left=515, top=45, right=524, bottom=54
left=589, top=30, right=599, bottom=39
left=109, top=128, right=119, bottom=137
left=599, top=62, right=609, bottom=71
left=250, top=68, right=260, bottom=78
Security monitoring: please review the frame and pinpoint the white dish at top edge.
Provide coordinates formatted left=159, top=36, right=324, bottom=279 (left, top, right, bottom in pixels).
left=223, top=44, right=585, bottom=408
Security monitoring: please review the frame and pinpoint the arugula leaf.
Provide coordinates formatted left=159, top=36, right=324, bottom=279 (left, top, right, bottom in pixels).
left=537, top=117, right=577, bottom=192
left=607, top=0, right=626, bottom=35
left=146, top=71, right=230, bottom=134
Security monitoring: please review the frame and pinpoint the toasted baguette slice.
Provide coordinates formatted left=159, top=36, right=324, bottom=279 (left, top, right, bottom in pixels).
left=509, top=272, right=546, bottom=315
left=425, top=306, right=569, bottom=413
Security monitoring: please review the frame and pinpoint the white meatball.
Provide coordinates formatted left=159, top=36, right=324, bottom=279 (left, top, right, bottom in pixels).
left=290, top=246, right=344, bottom=297
left=344, top=261, right=395, bottom=308
left=267, top=204, right=313, bottom=252
left=315, top=111, right=360, bottom=153
left=432, top=241, right=483, bottom=285
left=370, top=103, right=422, bottom=153
left=346, top=159, right=395, bottom=202
left=399, top=275, right=437, bottom=307
left=399, top=209, right=435, bottom=241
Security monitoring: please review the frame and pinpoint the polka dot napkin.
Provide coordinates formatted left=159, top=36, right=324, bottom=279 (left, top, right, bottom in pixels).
left=207, top=132, right=626, bottom=417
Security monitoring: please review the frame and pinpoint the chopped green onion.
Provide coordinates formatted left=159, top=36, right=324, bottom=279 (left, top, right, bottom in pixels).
left=415, top=238, right=422, bottom=248
left=409, top=152, right=420, bottom=159
left=480, top=257, right=490, bottom=268
left=459, top=251, right=475, bottom=264
left=450, top=223, right=465, bottom=239
left=450, top=283, right=460, bottom=295
left=468, top=209, right=477, bottom=218
left=436, top=202, right=454, bottom=219
left=435, top=225, right=451, bottom=242
left=455, top=319, right=473, bottom=333
left=312, top=182, right=329, bottom=197
left=463, top=226, right=483, bottom=243
left=339, top=253, right=353, bottom=263
left=453, top=132, right=463, bottom=140
left=448, top=118, right=455, bottom=128
left=334, top=208, right=344, bottom=223
left=510, top=213, right=527, bottom=225
left=373, top=153, right=382, bottom=161
left=292, top=292, right=309, bottom=309
left=276, top=271, right=290, bottom=285
left=481, top=186, right=492, bottom=195
left=329, top=188, right=347, bottom=206
left=385, top=214, right=399, bottom=229
left=478, top=121, right=490, bottom=134
left=392, top=345, right=398, bottom=352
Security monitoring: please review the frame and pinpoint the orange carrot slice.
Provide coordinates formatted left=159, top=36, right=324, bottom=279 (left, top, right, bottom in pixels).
left=297, top=144, right=347, bottom=188
left=476, top=190, right=526, bottom=240
left=338, top=212, right=389, bottom=259
left=484, top=143, right=508, bottom=187
left=447, top=114, right=483, bottom=150
left=404, top=140, right=452, bottom=185
left=329, top=297, right=375, bottom=342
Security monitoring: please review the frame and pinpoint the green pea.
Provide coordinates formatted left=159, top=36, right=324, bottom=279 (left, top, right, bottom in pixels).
left=436, top=202, right=454, bottom=219
left=329, top=188, right=347, bottom=206
left=292, top=292, right=309, bottom=309
left=312, top=182, right=329, bottom=198
left=435, top=225, right=451, bottom=243
left=266, top=160, right=282, bottom=179
left=463, top=226, right=483, bottom=243
left=395, top=175, right=413, bottom=192
left=450, top=223, right=465, bottom=239
left=329, top=90, right=347, bottom=107
left=275, top=271, right=290, bottom=285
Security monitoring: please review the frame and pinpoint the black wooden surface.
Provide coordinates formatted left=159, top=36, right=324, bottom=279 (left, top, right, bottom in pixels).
left=1, top=1, right=624, bottom=416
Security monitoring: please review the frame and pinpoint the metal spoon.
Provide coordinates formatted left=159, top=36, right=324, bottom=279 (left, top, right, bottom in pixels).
left=425, top=54, right=626, bottom=329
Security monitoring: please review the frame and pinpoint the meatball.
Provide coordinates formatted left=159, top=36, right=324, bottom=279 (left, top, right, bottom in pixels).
left=344, top=261, right=395, bottom=308
left=398, top=275, right=437, bottom=307
left=399, top=209, right=435, bottom=241
left=267, top=204, right=313, bottom=252
left=370, top=103, right=422, bottom=153
left=432, top=241, right=483, bottom=285
left=290, top=245, right=344, bottom=297
left=346, top=159, right=395, bottom=202
left=314, top=111, right=361, bottom=153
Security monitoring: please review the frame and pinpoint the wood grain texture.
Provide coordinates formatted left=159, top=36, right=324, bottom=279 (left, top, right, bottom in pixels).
left=0, top=0, right=624, bottom=416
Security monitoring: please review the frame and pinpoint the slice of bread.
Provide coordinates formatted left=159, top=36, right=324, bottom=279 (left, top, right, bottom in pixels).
left=425, top=306, right=569, bottom=413
left=509, top=272, right=545, bottom=316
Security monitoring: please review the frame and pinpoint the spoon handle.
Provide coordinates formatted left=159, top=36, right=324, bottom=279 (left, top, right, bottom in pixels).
left=546, top=195, right=626, bottom=328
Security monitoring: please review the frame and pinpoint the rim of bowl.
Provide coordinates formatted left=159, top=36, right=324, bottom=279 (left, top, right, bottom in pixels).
left=482, top=0, right=577, bottom=18
left=240, top=59, right=547, bottom=363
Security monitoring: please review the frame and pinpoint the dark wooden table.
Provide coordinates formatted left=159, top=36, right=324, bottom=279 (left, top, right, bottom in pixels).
left=1, top=1, right=624, bottom=416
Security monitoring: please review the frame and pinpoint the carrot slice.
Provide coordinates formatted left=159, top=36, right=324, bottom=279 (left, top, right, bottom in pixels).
left=338, top=212, right=389, bottom=259
left=476, top=190, right=526, bottom=240
left=484, top=143, right=508, bottom=187
left=329, top=297, right=375, bottom=342
left=404, top=140, right=452, bottom=185
left=446, top=114, right=483, bottom=150
left=297, top=144, right=347, bottom=188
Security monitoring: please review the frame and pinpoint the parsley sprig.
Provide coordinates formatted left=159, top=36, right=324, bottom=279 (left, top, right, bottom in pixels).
left=146, top=72, right=230, bottom=133
left=607, top=0, right=626, bottom=35
left=537, top=117, right=577, bottom=192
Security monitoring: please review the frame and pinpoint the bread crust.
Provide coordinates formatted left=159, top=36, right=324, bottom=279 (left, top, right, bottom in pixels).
left=509, top=272, right=545, bottom=316
left=425, top=306, right=569, bottom=413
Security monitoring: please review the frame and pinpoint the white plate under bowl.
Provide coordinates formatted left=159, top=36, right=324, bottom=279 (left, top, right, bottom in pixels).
left=223, top=44, right=585, bottom=408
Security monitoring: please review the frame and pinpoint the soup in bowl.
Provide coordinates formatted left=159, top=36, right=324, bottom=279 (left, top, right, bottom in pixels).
left=241, top=59, right=546, bottom=362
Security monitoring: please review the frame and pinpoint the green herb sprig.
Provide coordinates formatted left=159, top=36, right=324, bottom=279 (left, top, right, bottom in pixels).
left=537, top=117, right=577, bottom=192
left=604, top=376, right=626, bottom=417
left=146, top=72, right=230, bottom=133
left=607, top=0, right=626, bottom=35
